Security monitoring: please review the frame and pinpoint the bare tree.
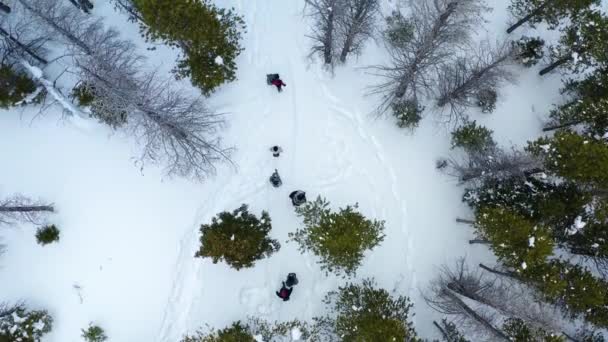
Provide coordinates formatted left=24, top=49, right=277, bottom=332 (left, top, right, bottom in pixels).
left=0, top=194, right=54, bottom=225
left=435, top=40, right=515, bottom=124
left=17, top=0, right=231, bottom=181
left=16, top=0, right=96, bottom=55
left=336, top=0, right=379, bottom=63
left=436, top=259, right=565, bottom=334
left=129, top=74, right=231, bottom=180
left=369, top=0, right=488, bottom=115
left=446, top=147, right=542, bottom=184
left=0, top=2, right=49, bottom=65
left=426, top=278, right=508, bottom=340
left=305, top=0, right=343, bottom=65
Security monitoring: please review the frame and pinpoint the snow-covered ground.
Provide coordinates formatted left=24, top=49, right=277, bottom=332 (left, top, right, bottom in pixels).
left=0, top=0, right=567, bottom=341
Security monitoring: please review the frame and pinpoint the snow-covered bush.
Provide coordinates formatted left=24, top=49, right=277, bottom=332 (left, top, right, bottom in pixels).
left=384, top=11, right=414, bottom=49
left=514, top=36, right=545, bottom=67
left=181, top=321, right=255, bottom=342
left=0, top=306, right=53, bottom=342
left=35, top=224, right=60, bottom=246
left=72, top=83, right=128, bottom=128
left=476, top=88, right=497, bottom=113
left=0, top=64, right=37, bottom=109
left=319, top=279, right=418, bottom=341
left=391, top=100, right=423, bottom=129
left=247, top=318, right=310, bottom=341
left=81, top=323, right=107, bottom=342
left=501, top=318, right=561, bottom=341
left=451, top=120, right=495, bottom=153
left=133, top=0, right=246, bottom=95
left=289, top=196, right=385, bottom=276
left=195, top=205, right=280, bottom=270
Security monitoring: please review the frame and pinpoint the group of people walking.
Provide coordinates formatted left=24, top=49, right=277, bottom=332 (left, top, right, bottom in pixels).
left=267, top=73, right=304, bottom=302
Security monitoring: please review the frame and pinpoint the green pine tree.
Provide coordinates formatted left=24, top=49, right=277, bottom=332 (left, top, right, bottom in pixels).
left=133, top=0, right=245, bottom=95
left=0, top=306, right=53, bottom=342
left=507, top=0, right=599, bottom=33
left=475, top=207, right=554, bottom=272
left=525, top=260, right=608, bottom=327
left=501, top=318, right=564, bottom=341
left=0, top=64, right=37, bottom=109
left=289, top=196, right=385, bottom=276
left=195, top=205, right=280, bottom=270
left=322, top=279, right=418, bottom=342
left=35, top=224, right=60, bottom=246
left=540, top=9, right=608, bottom=75
left=81, top=323, right=108, bottom=342
left=181, top=321, right=256, bottom=342
left=451, top=120, right=496, bottom=153
left=528, top=130, right=608, bottom=190
left=514, top=36, right=545, bottom=67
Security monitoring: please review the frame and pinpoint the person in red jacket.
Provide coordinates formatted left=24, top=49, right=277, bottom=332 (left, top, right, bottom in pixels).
left=271, top=77, right=286, bottom=92
left=276, top=282, right=293, bottom=301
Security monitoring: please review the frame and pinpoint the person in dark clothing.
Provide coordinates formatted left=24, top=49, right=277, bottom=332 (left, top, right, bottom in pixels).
left=276, top=282, right=293, bottom=301
left=271, top=78, right=286, bottom=92
left=270, top=145, right=283, bottom=157
left=285, top=273, right=298, bottom=287
left=289, top=190, right=306, bottom=206
left=269, top=169, right=282, bottom=187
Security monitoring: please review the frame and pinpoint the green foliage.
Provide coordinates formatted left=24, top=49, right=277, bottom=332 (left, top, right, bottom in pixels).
left=0, top=64, right=37, bottom=109
left=501, top=318, right=564, bottom=342
left=247, top=318, right=311, bottom=341
left=464, top=177, right=588, bottom=239
left=528, top=131, right=608, bottom=189
left=195, top=204, right=280, bottom=270
left=451, top=120, right=495, bottom=152
left=384, top=11, right=414, bottom=49
left=133, top=0, right=245, bottom=95
left=289, top=196, right=385, bottom=276
left=525, top=260, right=608, bottom=327
left=0, top=306, right=53, bottom=342
left=514, top=36, right=545, bottom=67
left=322, top=279, right=418, bottom=341
left=476, top=88, right=497, bottom=113
left=81, top=323, right=107, bottom=342
left=552, top=9, right=608, bottom=73
left=549, top=97, right=608, bottom=137
left=181, top=321, right=256, bottom=342
left=508, top=0, right=600, bottom=29
left=72, top=82, right=96, bottom=107
left=475, top=207, right=554, bottom=272
left=35, top=224, right=60, bottom=246
left=72, top=83, right=128, bottom=128
left=566, top=198, right=608, bottom=259
left=392, top=99, right=423, bottom=129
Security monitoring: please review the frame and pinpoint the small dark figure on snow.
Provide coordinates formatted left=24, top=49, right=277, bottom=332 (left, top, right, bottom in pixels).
left=276, top=273, right=298, bottom=301
left=267, top=74, right=286, bottom=92
left=285, top=273, right=299, bottom=287
left=270, top=145, right=283, bottom=157
left=276, top=282, right=293, bottom=301
left=289, top=190, right=306, bottom=206
left=270, top=169, right=282, bottom=188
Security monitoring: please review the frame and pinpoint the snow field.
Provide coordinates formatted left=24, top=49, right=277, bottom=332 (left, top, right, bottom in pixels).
left=0, top=0, right=569, bottom=341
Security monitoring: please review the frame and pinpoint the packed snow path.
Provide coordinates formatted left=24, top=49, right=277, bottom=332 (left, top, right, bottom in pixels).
left=0, top=0, right=566, bottom=341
